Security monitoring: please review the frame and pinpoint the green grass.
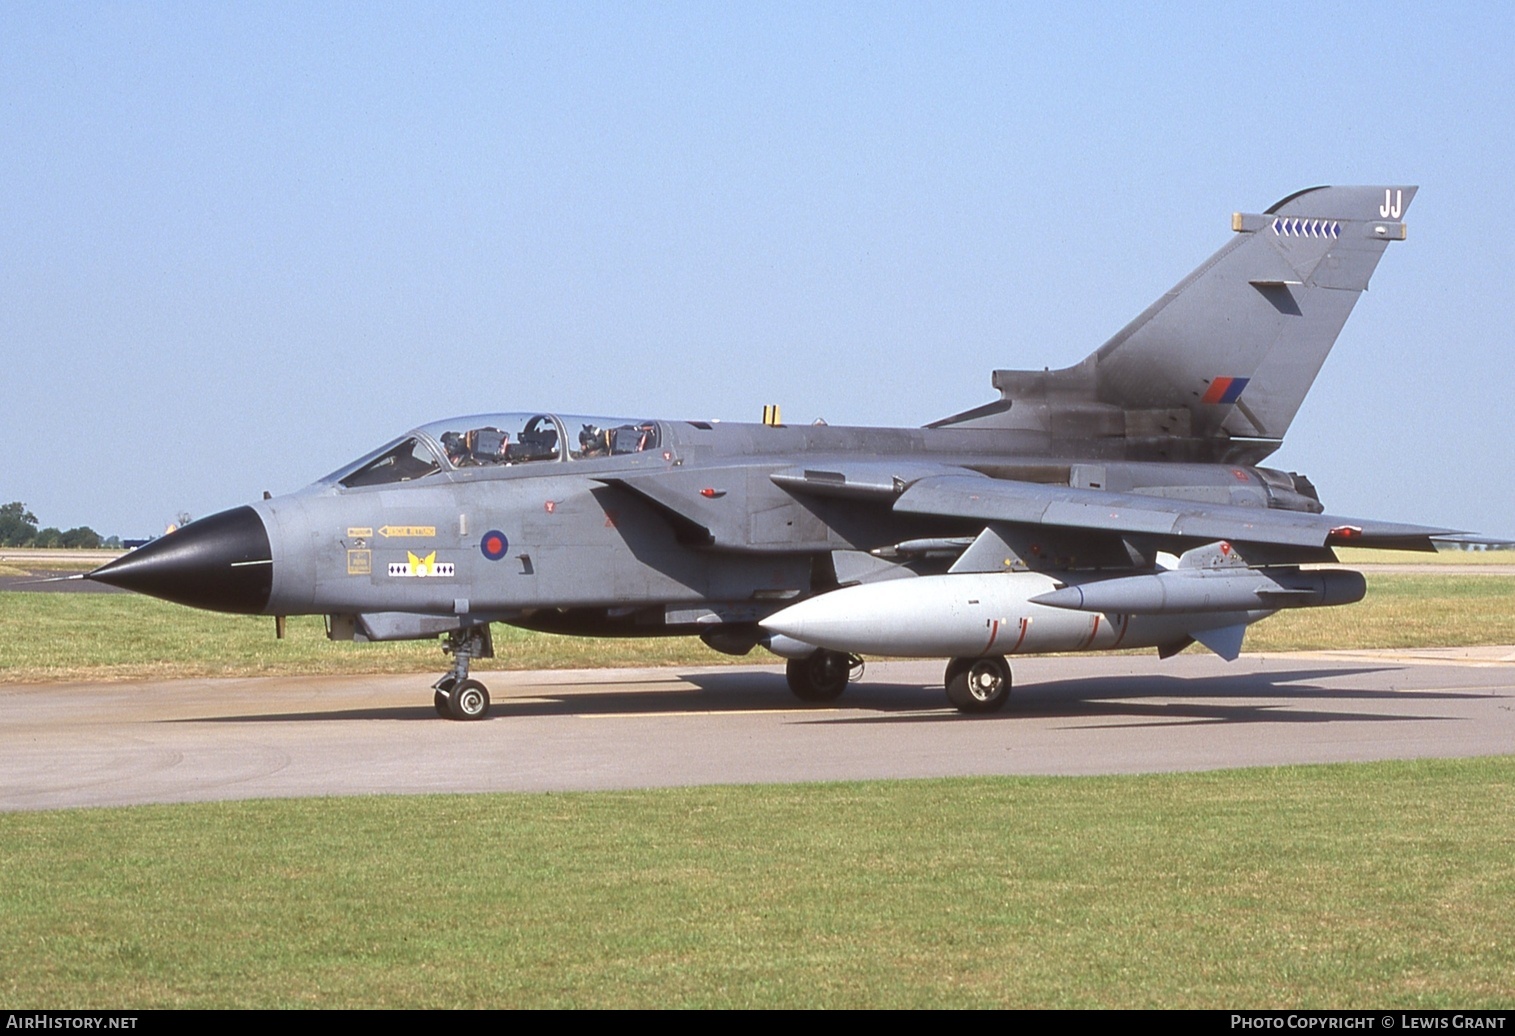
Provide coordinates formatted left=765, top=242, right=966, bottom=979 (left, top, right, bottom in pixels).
left=1333, top=546, right=1514, bottom=565
left=3, top=572, right=1513, bottom=682
left=1, top=758, right=1511, bottom=1008
left=4, top=569, right=1511, bottom=1008
left=0, top=551, right=122, bottom=571
left=1247, top=573, right=1515, bottom=652
left=0, top=594, right=732, bottom=682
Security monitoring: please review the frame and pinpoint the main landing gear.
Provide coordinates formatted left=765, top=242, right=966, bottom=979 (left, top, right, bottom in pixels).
left=784, top=650, right=1012, bottom=713
left=433, top=626, right=494, bottom=721
left=786, top=648, right=864, bottom=703
left=944, top=655, right=1012, bottom=713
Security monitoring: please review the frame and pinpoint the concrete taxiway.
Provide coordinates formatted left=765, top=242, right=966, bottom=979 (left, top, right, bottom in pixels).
left=3, top=648, right=1512, bottom=810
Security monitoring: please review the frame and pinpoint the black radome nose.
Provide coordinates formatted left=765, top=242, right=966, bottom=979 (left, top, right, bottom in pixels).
left=87, top=506, right=273, bottom=614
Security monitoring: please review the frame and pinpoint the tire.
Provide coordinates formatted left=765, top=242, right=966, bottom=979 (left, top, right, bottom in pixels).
left=447, top=678, right=490, bottom=721
left=944, top=656, right=1011, bottom=713
left=786, top=650, right=851, bottom=702
left=434, top=676, right=456, bottom=717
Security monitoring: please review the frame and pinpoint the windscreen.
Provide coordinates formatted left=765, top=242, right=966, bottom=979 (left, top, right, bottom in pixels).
left=337, top=437, right=442, bottom=487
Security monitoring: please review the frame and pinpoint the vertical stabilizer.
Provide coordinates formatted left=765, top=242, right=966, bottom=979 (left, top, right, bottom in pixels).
left=1091, top=185, right=1415, bottom=441
left=936, top=186, right=1415, bottom=458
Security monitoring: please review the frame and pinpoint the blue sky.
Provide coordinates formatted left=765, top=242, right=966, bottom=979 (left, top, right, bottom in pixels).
left=3, top=2, right=1512, bottom=537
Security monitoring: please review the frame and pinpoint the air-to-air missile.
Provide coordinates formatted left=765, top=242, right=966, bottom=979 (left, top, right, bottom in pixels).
left=759, top=552, right=1365, bottom=661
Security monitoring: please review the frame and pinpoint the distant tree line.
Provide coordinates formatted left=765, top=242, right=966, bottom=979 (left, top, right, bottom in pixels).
left=0, top=502, right=116, bottom=549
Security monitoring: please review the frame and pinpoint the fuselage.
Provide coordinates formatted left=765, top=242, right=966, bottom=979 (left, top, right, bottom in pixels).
left=88, top=410, right=1330, bottom=643
left=225, top=413, right=1322, bottom=630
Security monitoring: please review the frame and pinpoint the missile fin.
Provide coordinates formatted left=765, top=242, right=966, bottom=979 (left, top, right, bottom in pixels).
left=1254, top=587, right=1317, bottom=604
left=1158, top=636, right=1195, bottom=659
left=1192, top=623, right=1247, bottom=661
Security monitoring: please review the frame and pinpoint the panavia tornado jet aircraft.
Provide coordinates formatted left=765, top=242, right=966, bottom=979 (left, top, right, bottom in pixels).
left=89, top=185, right=1454, bottom=719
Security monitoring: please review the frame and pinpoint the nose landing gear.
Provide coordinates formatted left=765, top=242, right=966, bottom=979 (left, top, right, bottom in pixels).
left=432, top=626, right=494, bottom=720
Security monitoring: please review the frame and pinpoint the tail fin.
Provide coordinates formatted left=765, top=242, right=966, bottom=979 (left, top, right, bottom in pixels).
left=934, top=186, right=1416, bottom=461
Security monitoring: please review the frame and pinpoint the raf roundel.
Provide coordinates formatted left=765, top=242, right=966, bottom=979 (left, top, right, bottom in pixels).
left=480, top=530, right=509, bottom=561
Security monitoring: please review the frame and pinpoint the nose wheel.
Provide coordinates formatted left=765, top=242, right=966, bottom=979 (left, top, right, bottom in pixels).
left=432, top=626, right=494, bottom=720
left=434, top=677, right=492, bottom=721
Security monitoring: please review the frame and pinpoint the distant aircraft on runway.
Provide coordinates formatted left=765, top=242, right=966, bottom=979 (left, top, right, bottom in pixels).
left=89, top=185, right=1459, bottom=719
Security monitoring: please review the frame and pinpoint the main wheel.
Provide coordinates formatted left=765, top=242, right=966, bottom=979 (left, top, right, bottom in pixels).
left=434, top=676, right=456, bottom=717
left=786, top=650, right=852, bottom=702
left=447, top=678, right=491, bottom=721
left=944, top=656, right=1012, bottom=713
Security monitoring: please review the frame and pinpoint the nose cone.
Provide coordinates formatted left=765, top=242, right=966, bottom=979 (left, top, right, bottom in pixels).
left=759, top=595, right=835, bottom=646
left=87, top=505, right=273, bottom=614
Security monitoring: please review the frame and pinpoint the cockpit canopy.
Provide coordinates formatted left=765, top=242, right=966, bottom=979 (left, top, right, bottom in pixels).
left=325, top=413, right=662, bottom=488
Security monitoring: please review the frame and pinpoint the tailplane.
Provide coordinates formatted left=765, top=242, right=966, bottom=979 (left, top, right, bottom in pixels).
left=934, top=186, right=1416, bottom=462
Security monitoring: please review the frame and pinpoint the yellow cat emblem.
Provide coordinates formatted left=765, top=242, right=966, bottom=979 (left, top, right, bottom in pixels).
left=386, top=552, right=454, bottom=578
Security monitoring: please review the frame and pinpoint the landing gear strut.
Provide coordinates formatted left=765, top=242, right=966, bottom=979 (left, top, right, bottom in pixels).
left=433, top=626, right=494, bottom=720
left=944, top=655, right=1012, bottom=713
left=786, top=649, right=863, bottom=703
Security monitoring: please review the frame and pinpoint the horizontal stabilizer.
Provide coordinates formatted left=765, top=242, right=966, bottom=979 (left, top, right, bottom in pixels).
left=894, top=474, right=1458, bottom=554
left=1432, top=534, right=1515, bottom=549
